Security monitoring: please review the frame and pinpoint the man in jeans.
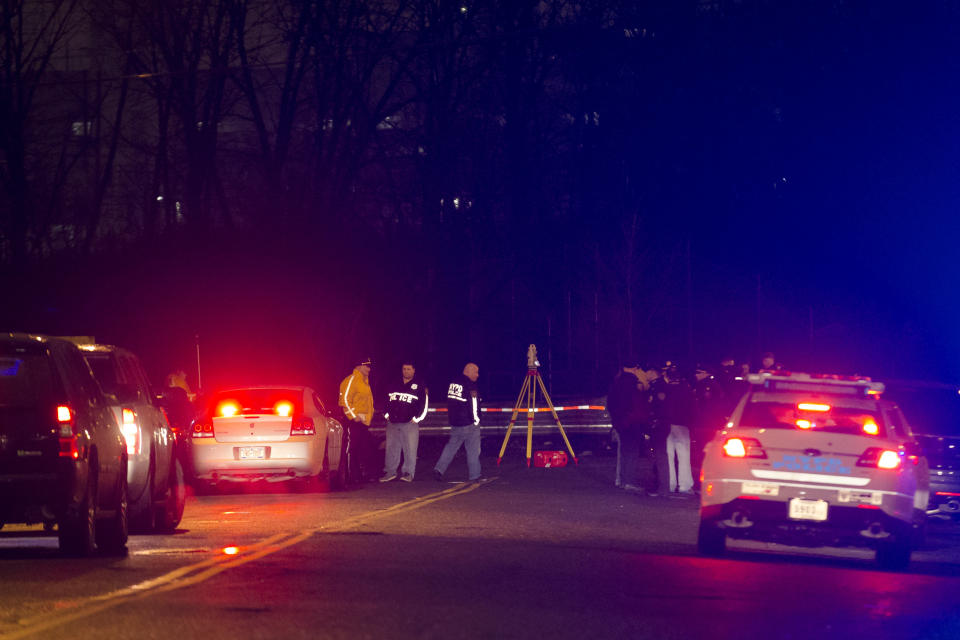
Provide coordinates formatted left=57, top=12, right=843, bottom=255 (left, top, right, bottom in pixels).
left=380, top=361, right=428, bottom=482
left=434, top=362, right=482, bottom=482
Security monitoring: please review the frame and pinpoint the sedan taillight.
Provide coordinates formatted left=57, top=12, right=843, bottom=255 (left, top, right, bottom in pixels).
left=192, top=421, right=214, bottom=438
left=291, top=416, right=315, bottom=436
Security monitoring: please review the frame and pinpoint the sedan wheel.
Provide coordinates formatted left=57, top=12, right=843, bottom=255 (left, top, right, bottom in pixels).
left=330, top=434, right=350, bottom=491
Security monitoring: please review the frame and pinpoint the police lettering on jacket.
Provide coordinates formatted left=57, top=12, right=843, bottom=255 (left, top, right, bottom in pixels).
left=383, top=378, right=428, bottom=424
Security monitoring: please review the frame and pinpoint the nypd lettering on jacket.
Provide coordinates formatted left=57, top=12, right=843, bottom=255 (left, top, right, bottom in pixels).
left=384, top=379, right=428, bottom=424
left=447, top=383, right=467, bottom=402
left=446, top=375, right=480, bottom=427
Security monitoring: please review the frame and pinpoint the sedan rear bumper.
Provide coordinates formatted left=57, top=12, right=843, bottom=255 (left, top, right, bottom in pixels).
left=191, top=436, right=321, bottom=482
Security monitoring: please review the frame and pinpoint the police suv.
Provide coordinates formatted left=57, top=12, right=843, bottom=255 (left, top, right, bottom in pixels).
left=697, top=372, right=929, bottom=569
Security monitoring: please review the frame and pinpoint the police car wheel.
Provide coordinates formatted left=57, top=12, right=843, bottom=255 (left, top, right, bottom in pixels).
left=876, top=537, right=911, bottom=570
left=697, top=516, right=726, bottom=557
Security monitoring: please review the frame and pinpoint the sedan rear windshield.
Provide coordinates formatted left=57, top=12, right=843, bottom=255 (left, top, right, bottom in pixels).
left=207, top=389, right=303, bottom=417
left=741, top=401, right=885, bottom=437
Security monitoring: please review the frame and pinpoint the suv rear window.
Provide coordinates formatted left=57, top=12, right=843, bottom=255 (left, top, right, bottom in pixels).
left=207, top=389, right=303, bottom=416
left=84, top=353, right=121, bottom=394
left=0, top=345, right=62, bottom=407
left=741, top=401, right=885, bottom=437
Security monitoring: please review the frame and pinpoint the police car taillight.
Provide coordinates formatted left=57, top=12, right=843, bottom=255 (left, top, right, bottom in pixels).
left=857, top=447, right=902, bottom=470
left=722, top=437, right=767, bottom=459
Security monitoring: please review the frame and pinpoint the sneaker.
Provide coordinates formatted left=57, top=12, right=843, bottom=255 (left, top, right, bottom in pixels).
left=622, top=484, right=643, bottom=493
left=433, top=469, right=444, bottom=482
left=379, top=473, right=397, bottom=483
left=469, top=476, right=487, bottom=483
left=400, top=473, right=413, bottom=483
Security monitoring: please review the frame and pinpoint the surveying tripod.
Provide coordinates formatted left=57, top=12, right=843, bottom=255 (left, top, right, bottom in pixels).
left=496, top=345, right=578, bottom=467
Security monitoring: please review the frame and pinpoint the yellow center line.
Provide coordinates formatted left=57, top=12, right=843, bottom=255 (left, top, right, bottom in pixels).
left=1, top=479, right=494, bottom=640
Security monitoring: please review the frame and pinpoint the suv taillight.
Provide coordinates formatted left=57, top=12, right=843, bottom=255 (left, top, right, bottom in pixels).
left=857, top=447, right=902, bottom=470
left=57, top=404, right=80, bottom=458
left=722, top=437, right=767, bottom=459
left=192, top=420, right=214, bottom=438
left=121, top=407, right=141, bottom=455
left=291, top=416, right=315, bottom=436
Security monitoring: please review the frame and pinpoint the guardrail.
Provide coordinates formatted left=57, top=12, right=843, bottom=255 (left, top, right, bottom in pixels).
left=367, top=404, right=611, bottom=436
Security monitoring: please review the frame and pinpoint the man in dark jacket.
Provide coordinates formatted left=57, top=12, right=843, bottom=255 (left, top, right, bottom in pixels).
left=434, top=362, right=482, bottom=482
left=607, top=362, right=656, bottom=493
left=380, top=361, right=429, bottom=482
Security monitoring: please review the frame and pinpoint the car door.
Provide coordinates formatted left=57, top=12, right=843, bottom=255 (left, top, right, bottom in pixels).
left=313, top=391, right=341, bottom=463
left=125, top=352, right=172, bottom=490
left=884, top=404, right=930, bottom=509
left=59, top=344, right=123, bottom=507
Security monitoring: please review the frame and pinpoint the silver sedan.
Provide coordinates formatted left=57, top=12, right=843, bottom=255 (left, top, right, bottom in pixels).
left=190, top=386, right=346, bottom=491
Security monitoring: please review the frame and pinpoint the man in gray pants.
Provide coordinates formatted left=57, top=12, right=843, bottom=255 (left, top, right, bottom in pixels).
left=380, top=361, right=428, bottom=482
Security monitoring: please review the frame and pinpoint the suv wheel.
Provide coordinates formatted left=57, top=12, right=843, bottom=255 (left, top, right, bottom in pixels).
left=697, top=516, right=726, bottom=557
left=130, top=459, right=156, bottom=533
left=59, top=469, right=97, bottom=557
left=97, top=475, right=128, bottom=555
left=155, top=458, right=186, bottom=533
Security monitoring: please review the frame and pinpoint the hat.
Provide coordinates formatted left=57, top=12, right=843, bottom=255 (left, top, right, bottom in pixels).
left=358, top=357, right=373, bottom=367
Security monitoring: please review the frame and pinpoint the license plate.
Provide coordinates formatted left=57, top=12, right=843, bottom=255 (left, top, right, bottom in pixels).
left=788, top=498, right=828, bottom=521
left=238, top=446, right=265, bottom=460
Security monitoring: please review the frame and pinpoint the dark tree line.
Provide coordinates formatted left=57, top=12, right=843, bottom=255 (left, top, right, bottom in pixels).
left=2, top=0, right=956, bottom=392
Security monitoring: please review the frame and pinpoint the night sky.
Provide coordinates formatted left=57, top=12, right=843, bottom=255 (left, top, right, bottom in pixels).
left=2, top=0, right=959, bottom=411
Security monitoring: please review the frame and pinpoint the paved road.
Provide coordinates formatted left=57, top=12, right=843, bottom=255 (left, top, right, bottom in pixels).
left=2, top=437, right=960, bottom=640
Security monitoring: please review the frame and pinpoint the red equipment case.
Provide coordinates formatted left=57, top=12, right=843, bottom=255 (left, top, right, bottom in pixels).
left=533, top=450, right=568, bottom=468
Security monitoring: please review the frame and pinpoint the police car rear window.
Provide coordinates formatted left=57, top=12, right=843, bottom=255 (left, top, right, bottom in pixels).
left=741, top=401, right=885, bottom=437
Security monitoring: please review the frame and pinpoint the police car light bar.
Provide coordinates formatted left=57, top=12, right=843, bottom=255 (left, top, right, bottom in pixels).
left=747, top=372, right=885, bottom=396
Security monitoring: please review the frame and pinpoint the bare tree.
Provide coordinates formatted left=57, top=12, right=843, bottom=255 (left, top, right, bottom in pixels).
left=0, top=0, right=83, bottom=264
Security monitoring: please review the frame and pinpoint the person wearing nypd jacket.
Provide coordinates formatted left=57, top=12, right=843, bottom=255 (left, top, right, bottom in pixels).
left=434, top=362, right=482, bottom=482
left=380, top=361, right=429, bottom=482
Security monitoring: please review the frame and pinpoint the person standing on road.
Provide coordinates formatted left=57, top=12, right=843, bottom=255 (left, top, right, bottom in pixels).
left=651, top=361, right=696, bottom=496
left=434, top=362, right=482, bottom=482
left=339, top=357, right=376, bottom=482
left=607, top=361, right=656, bottom=493
left=381, top=361, right=429, bottom=482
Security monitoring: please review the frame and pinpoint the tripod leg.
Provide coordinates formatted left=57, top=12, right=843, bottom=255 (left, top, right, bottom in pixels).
left=497, top=374, right=531, bottom=465
left=536, top=374, right=578, bottom=465
left=526, top=373, right=536, bottom=467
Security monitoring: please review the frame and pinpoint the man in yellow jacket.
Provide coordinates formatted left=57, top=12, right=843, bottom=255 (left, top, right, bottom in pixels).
left=339, top=357, right=375, bottom=482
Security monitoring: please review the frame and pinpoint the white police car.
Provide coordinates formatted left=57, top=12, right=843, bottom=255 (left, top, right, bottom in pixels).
left=697, top=372, right=929, bottom=569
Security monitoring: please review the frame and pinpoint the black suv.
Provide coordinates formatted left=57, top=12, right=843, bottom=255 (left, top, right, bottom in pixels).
left=0, top=334, right=128, bottom=555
